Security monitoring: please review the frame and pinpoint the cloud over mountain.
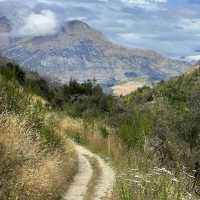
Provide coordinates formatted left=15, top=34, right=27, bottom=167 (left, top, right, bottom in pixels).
left=19, top=10, right=58, bottom=36
left=0, top=0, right=200, bottom=58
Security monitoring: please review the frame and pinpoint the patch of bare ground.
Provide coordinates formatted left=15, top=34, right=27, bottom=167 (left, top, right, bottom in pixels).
left=64, top=144, right=115, bottom=200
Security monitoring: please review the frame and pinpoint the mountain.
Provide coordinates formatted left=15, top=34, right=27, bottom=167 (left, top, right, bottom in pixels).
left=0, top=20, right=190, bottom=87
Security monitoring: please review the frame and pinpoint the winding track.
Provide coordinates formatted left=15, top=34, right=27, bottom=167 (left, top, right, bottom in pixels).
left=64, top=144, right=115, bottom=200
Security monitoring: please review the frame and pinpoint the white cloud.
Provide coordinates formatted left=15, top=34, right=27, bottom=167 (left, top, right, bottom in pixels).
left=19, top=10, right=58, bottom=36
left=67, top=17, right=86, bottom=21
left=118, top=32, right=143, bottom=40
left=36, top=0, right=64, bottom=6
left=120, top=0, right=167, bottom=10
left=180, top=18, right=200, bottom=32
left=183, top=55, right=200, bottom=62
left=98, top=0, right=108, bottom=2
left=121, top=0, right=167, bottom=4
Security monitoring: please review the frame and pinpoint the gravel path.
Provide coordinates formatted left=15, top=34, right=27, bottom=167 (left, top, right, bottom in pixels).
left=64, top=144, right=115, bottom=200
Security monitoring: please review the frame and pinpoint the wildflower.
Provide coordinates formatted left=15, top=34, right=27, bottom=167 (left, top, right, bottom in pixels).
left=185, top=192, right=193, bottom=200
left=171, top=177, right=179, bottom=183
left=134, top=174, right=143, bottom=179
left=183, top=172, right=194, bottom=179
left=131, top=180, right=140, bottom=184
left=186, top=192, right=192, bottom=197
left=152, top=171, right=161, bottom=175
left=128, top=168, right=138, bottom=172
left=154, top=167, right=173, bottom=175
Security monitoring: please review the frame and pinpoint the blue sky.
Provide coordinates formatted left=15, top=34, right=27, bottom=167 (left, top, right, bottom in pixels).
left=0, top=0, right=200, bottom=58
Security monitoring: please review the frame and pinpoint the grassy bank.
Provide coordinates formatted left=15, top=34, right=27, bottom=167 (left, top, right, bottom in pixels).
left=0, top=61, right=78, bottom=200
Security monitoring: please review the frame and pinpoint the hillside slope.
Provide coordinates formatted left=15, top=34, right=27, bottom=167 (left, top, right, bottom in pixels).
left=0, top=58, right=78, bottom=200
left=0, top=57, right=199, bottom=200
left=0, top=57, right=117, bottom=200
left=0, top=18, right=189, bottom=87
left=124, top=61, right=200, bottom=165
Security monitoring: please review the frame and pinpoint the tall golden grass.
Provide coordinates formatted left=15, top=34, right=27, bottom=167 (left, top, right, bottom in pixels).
left=0, top=113, right=77, bottom=200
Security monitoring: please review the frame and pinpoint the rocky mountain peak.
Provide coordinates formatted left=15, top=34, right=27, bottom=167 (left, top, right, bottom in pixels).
left=61, top=20, right=105, bottom=41
left=68, top=20, right=90, bottom=30
left=62, top=20, right=92, bottom=33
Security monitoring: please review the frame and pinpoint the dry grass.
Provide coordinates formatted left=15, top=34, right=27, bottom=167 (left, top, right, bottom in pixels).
left=56, top=116, right=125, bottom=168
left=58, top=115, right=83, bottom=133
left=112, top=80, right=147, bottom=96
left=32, top=95, right=49, bottom=107
left=0, top=113, right=78, bottom=200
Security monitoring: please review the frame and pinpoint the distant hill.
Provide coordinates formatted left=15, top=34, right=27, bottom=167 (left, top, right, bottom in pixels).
left=0, top=17, right=190, bottom=88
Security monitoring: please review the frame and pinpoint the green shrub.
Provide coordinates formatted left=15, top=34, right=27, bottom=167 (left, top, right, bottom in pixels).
left=118, top=107, right=153, bottom=150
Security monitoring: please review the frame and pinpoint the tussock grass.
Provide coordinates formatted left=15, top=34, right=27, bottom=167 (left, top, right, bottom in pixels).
left=0, top=113, right=77, bottom=200
left=0, top=73, right=78, bottom=200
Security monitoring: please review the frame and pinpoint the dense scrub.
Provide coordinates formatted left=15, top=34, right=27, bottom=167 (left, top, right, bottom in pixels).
left=124, top=69, right=200, bottom=166
left=0, top=61, right=119, bottom=118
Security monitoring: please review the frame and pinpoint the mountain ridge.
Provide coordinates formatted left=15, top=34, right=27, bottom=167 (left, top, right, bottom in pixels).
left=0, top=18, right=190, bottom=88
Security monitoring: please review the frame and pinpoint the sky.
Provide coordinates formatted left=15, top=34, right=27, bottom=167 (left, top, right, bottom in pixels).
left=0, top=0, right=200, bottom=59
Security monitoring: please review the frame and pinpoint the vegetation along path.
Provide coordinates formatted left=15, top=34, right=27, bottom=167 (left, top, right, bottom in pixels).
left=64, top=143, right=115, bottom=200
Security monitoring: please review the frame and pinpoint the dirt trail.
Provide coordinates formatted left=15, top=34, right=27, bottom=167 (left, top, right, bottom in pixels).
left=64, top=144, right=115, bottom=200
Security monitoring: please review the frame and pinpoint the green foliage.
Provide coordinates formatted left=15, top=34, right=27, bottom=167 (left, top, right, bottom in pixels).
left=40, top=121, right=63, bottom=148
left=118, top=107, right=153, bottom=150
left=25, top=76, right=55, bottom=101
left=0, top=78, right=30, bottom=114
left=60, top=79, right=118, bottom=119
left=0, top=59, right=119, bottom=122
left=0, top=62, right=25, bottom=84
left=119, top=184, right=133, bottom=200
left=63, top=79, right=98, bottom=97
left=0, top=60, right=63, bottom=148
left=124, top=67, right=200, bottom=165
left=99, top=126, right=109, bottom=138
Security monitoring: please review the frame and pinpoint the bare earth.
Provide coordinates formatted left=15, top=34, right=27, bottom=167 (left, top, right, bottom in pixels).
left=64, top=144, right=115, bottom=200
left=112, top=80, right=146, bottom=96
